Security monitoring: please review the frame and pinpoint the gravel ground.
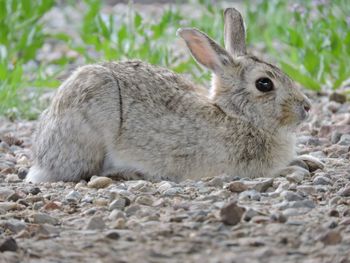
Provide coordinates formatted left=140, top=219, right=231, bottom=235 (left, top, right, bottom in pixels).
left=1, top=2, right=350, bottom=263
left=1, top=91, right=350, bottom=263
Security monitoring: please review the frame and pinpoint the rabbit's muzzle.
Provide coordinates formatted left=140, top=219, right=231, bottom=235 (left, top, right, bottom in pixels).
left=298, top=97, right=312, bottom=122
left=279, top=96, right=311, bottom=127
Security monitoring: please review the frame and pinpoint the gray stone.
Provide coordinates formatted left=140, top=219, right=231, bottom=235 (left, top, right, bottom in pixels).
left=17, top=167, right=28, bottom=180
left=243, top=208, right=259, bottom=222
left=85, top=216, right=105, bottom=230
left=280, top=190, right=304, bottom=202
left=135, top=195, right=153, bottom=206
left=0, top=188, right=15, bottom=201
left=109, top=198, right=127, bottom=210
left=65, top=190, right=81, bottom=203
left=205, top=177, right=223, bottom=187
left=125, top=205, right=141, bottom=216
left=37, top=224, right=60, bottom=236
left=282, top=208, right=312, bottom=217
left=29, top=187, right=41, bottom=195
left=162, top=187, right=183, bottom=196
left=331, top=131, right=342, bottom=144
left=313, top=175, right=332, bottom=185
left=275, top=199, right=315, bottom=210
left=81, top=194, right=94, bottom=203
left=244, top=178, right=274, bottom=192
left=337, top=185, right=350, bottom=197
left=32, top=213, right=59, bottom=225
left=2, top=219, right=26, bottom=233
left=157, top=181, right=174, bottom=193
left=220, top=201, right=245, bottom=225
left=296, top=185, right=316, bottom=195
left=0, top=202, right=18, bottom=211
left=109, top=210, right=126, bottom=221
left=278, top=166, right=310, bottom=178
left=286, top=171, right=305, bottom=183
left=338, top=134, right=350, bottom=146
left=127, top=180, right=148, bottom=192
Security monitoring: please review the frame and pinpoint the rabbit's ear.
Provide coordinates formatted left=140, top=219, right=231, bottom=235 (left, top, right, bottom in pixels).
left=177, top=28, right=233, bottom=73
left=224, top=8, right=247, bottom=57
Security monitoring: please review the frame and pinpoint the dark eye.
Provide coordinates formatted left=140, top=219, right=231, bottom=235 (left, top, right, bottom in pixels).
left=255, top=78, right=274, bottom=92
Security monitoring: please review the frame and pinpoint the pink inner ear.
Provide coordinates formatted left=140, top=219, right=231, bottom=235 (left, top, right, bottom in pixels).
left=182, top=32, right=221, bottom=71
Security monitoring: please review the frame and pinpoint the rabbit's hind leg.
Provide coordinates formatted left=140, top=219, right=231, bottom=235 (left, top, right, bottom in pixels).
left=26, top=113, right=105, bottom=183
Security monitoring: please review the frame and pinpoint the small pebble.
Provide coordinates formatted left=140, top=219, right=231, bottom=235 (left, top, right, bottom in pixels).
left=135, top=195, right=154, bottom=206
left=319, top=230, right=342, bottom=245
left=109, top=198, right=127, bottom=210
left=29, top=187, right=41, bottom=195
left=105, top=231, right=120, bottom=240
left=280, top=191, right=304, bottom=202
left=0, top=188, right=15, bottom=201
left=313, top=175, right=332, bottom=185
left=220, top=201, right=245, bottom=226
left=2, top=219, right=26, bottom=234
left=329, top=92, right=346, bottom=104
left=65, top=190, right=81, bottom=203
left=227, top=181, right=248, bottom=193
left=328, top=209, right=340, bottom=217
left=32, top=213, right=59, bottom=225
left=244, top=178, right=274, bottom=193
left=6, top=173, right=20, bottom=182
left=343, top=208, right=350, bottom=217
left=85, top=216, right=106, bottom=230
left=0, top=237, right=18, bottom=252
left=157, top=181, right=173, bottom=193
left=87, top=177, right=113, bottom=189
left=337, top=185, right=350, bottom=197
left=338, top=134, right=350, bottom=146
left=112, top=218, right=126, bottom=229
left=243, top=208, right=259, bottom=222
left=109, top=210, right=126, bottom=221
left=7, top=192, right=22, bottom=202
left=162, top=187, right=183, bottom=196
left=286, top=171, right=305, bottom=183
left=17, top=167, right=28, bottom=180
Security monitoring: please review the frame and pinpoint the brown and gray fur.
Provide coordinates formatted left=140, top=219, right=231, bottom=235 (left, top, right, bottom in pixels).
left=26, top=8, right=311, bottom=183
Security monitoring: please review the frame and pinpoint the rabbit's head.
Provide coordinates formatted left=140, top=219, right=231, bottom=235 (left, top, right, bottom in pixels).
left=177, top=8, right=311, bottom=131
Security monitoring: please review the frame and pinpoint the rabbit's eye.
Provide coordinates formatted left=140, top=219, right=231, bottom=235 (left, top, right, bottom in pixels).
left=255, top=78, right=274, bottom=92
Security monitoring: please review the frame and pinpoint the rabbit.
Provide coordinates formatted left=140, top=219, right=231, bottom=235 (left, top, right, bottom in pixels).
left=26, top=8, right=311, bottom=183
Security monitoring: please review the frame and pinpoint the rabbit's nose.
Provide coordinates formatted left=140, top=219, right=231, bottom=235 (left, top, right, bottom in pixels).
left=304, top=104, right=310, bottom=112
left=302, top=99, right=311, bottom=113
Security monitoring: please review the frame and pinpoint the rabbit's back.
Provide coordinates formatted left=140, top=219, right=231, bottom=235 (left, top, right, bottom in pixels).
left=100, top=61, right=231, bottom=181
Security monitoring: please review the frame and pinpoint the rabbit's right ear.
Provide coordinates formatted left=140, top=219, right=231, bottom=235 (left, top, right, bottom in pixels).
left=224, top=8, right=247, bottom=57
left=177, top=28, right=233, bottom=73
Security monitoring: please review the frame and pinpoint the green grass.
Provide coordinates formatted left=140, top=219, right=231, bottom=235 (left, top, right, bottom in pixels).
left=0, top=0, right=349, bottom=119
left=245, top=0, right=350, bottom=91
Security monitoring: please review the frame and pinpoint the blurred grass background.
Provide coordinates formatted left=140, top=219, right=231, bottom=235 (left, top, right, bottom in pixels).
left=0, top=0, right=349, bottom=119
